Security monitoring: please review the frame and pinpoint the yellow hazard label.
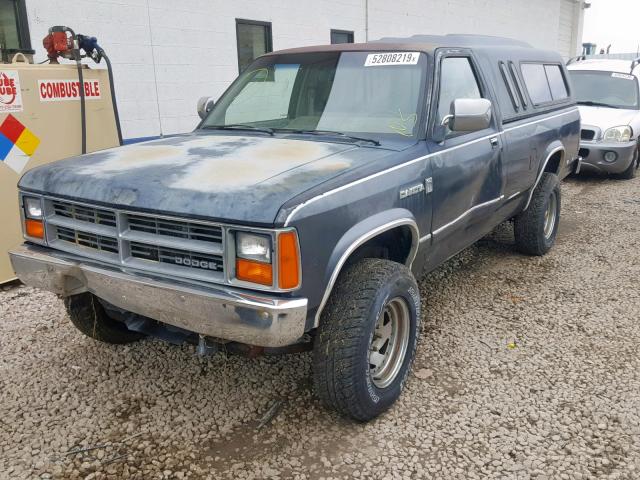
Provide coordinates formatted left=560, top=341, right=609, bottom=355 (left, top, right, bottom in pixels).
left=15, top=128, right=40, bottom=156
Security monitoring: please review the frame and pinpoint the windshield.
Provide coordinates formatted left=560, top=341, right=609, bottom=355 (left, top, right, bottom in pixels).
left=201, top=51, right=427, bottom=142
left=569, top=70, right=640, bottom=110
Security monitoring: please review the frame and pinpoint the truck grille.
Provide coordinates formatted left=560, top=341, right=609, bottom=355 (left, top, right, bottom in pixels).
left=56, top=226, right=119, bottom=254
left=44, top=198, right=225, bottom=282
left=52, top=200, right=117, bottom=227
left=130, top=242, right=223, bottom=272
left=127, top=214, right=223, bottom=243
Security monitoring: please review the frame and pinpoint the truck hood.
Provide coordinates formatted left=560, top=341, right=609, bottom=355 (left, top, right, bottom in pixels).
left=19, top=133, right=386, bottom=225
left=578, top=105, right=639, bottom=130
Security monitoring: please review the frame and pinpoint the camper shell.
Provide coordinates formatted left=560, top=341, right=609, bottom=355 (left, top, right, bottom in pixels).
left=273, top=34, right=576, bottom=124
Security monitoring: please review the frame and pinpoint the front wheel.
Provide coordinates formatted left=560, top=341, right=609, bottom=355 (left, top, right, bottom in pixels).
left=312, top=258, right=421, bottom=422
left=618, top=148, right=638, bottom=180
left=64, top=293, right=146, bottom=344
left=514, top=172, right=561, bottom=256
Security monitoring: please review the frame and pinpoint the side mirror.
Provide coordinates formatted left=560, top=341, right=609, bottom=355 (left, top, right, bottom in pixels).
left=442, top=98, right=492, bottom=132
left=197, top=96, right=216, bottom=119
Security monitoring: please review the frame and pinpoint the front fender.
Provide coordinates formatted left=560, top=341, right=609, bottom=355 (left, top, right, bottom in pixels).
left=311, top=208, right=419, bottom=328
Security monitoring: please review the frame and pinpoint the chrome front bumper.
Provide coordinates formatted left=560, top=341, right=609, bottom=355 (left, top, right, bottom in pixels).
left=9, top=244, right=308, bottom=347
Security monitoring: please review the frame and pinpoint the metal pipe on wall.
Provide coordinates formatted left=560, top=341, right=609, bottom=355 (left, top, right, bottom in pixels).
left=365, top=0, right=369, bottom=41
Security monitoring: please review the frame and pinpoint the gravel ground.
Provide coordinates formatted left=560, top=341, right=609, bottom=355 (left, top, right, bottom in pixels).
left=2, top=173, right=640, bottom=480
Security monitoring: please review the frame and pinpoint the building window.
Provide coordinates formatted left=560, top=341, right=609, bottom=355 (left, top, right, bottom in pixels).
left=330, top=29, right=354, bottom=44
left=236, top=19, right=272, bottom=74
left=0, top=0, right=31, bottom=51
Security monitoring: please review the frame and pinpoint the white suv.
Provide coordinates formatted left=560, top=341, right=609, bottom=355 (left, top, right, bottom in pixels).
left=568, top=58, right=640, bottom=179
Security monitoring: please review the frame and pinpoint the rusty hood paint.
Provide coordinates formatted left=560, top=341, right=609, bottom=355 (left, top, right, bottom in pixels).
left=19, top=133, right=388, bottom=225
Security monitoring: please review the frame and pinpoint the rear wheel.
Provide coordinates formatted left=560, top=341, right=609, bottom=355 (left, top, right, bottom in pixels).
left=64, top=293, right=146, bottom=344
left=312, top=258, right=421, bottom=422
left=514, top=172, right=561, bottom=256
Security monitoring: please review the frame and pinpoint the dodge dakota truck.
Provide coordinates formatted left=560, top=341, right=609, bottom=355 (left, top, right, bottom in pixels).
left=10, top=35, right=580, bottom=421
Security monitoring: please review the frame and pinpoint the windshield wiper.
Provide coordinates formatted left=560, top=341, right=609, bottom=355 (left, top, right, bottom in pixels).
left=202, top=124, right=275, bottom=135
left=577, top=101, right=621, bottom=109
left=279, top=129, right=381, bottom=146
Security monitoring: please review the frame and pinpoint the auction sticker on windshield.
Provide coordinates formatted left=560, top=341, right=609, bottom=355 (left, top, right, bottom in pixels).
left=365, top=52, right=420, bottom=66
left=612, top=73, right=635, bottom=80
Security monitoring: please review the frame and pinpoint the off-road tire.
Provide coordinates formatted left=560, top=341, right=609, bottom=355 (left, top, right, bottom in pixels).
left=312, top=258, right=421, bottom=422
left=64, top=293, right=145, bottom=344
left=618, top=148, right=638, bottom=180
left=514, top=172, right=561, bottom=256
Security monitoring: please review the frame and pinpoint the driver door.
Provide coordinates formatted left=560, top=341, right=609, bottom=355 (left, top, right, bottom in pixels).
left=426, top=52, right=504, bottom=267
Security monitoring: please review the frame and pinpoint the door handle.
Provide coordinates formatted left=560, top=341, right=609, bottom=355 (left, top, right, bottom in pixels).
left=490, top=136, right=499, bottom=148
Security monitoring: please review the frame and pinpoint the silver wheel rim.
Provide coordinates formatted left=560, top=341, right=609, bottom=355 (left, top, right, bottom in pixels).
left=369, top=297, right=411, bottom=389
left=543, top=192, right=557, bottom=240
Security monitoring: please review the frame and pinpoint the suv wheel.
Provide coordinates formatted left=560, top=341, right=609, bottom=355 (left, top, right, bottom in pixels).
left=514, top=172, right=561, bottom=256
left=64, top=293, right=146, bottom=344
left=312, top=258, right=421, bottom=421
left=618, top=148, right=638, bottom=180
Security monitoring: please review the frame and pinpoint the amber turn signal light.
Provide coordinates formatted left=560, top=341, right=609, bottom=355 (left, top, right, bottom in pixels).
left=278, top=231, right=300, bottom=289
left=25, top=219, right=44, bottom=239
left=236, top=258, right=273, bottom=286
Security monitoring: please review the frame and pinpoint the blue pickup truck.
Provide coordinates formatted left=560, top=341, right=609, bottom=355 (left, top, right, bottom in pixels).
left=10, top=35, right=579, bottom=421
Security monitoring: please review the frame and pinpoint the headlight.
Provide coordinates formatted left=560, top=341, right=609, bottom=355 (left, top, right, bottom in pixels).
left=24, top=196, right=43, bottom=219
left=235, top=232, right=273, bottom=286
left=236, top=232, right=271, bottom=263
left=22, top=196, right=45, bottom=240
left=234, top=230, right=301, bottom=290
left=603, top=125, right=632, bottom=143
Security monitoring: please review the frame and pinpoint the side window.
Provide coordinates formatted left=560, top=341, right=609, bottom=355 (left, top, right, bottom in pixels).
left=499, top=61, right=521, bottom=111
left=544, top=64, right=569, bottom=100
left=521, top=63, right=552, bottom=105
left=437, top=57, right=482, bottom=125
left=509, top=61, right=528, bottom=108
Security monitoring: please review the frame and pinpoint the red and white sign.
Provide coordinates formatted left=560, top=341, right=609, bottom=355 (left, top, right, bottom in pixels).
left=0, top=70, right=23, bottom=113
left=38, top=79, right=102, bottom=102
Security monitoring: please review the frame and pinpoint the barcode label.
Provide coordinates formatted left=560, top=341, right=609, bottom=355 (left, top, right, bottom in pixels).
left=365, top=52, right=420, bottom=67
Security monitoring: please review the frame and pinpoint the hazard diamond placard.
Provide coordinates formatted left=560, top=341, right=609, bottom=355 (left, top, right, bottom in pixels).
left=0, top=114, right=40, bottom=174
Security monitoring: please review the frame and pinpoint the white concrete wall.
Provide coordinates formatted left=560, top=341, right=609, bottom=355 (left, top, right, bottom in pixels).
left=24, top=0, right=583, bottom=140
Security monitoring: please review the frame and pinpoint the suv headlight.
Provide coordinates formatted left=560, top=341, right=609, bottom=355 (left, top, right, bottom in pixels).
left=603, top=125, right=633, bottom=143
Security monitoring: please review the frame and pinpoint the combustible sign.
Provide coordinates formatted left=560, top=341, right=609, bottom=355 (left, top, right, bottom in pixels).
left=0, top=71, right=23, bottom=113
left=39, top=79, right=102, bottom=102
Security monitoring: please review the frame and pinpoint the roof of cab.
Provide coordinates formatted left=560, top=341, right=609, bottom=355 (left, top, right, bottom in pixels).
left=267, top=34, right=537, bottom=56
